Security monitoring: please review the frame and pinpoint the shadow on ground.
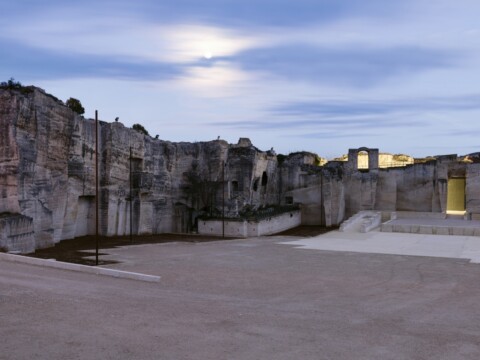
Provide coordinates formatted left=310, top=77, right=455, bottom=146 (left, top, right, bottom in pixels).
left=26, top=234, right=238, bottom=265
left=25, top=226, right=333, bottom=265
left=273, top=225, right=337, bottom=237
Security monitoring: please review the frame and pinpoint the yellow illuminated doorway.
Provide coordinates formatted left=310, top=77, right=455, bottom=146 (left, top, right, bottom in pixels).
left=447, top=178, right=466, bottom=213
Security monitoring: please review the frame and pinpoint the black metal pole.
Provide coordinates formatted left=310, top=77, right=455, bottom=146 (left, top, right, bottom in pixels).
left=130, top=146, right=133, bottom=244
left=222, top=161, right=225, bottom=238
left=95, top=110, right=99, bottom=266
left=320, top=169, right=324, bottom=227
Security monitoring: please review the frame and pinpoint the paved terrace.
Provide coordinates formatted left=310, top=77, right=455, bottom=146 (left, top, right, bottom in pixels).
left=2, top=230, right=480, bottom=359
left=283, top=229, right=480, bottom=263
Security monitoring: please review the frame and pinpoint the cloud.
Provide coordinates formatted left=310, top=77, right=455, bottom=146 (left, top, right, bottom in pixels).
left=207, top=93, right=480, bottom=137
left=443, top=129, right=480, bottom=137
left=0, top=39, right=182, bottom=81
left=294, top=131, right=381, bottom=140
left=228, top=44, right=459, bottom=87
left=0, top=1, right=464, bottom=91
left=154, top=24, right=259, bottom=63
left=272, top=95, right=480, bottom=117
left=0, top=13, right=260, bottom=87
left=2, top=0, right=479, bottom=159
left=112, top=0, right=407, bottom=27
left=173, top=62, right=253, bottom=96
left=209, top=117, right=425, bottom=131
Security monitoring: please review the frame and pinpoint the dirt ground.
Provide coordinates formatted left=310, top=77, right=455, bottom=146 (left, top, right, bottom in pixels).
left=26, top=226, right=332, bottom=265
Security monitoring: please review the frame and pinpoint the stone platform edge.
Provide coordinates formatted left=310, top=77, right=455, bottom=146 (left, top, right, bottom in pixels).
left=0, top=252, right=160, bottom=282
left=381, top=223, right=480, bottom=237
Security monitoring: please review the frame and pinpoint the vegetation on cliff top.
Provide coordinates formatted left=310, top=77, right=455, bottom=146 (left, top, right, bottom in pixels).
left=1, top=78, right=66, bottom=104
left=0, top=78, right=34, bottom=94
left=66, top=97, right=85, bottom=115
left=132, top=123, right=150, bottom=136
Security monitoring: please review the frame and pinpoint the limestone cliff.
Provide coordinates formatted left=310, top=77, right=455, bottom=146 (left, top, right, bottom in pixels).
left=2, top=86, right=480, bottom=252
left=0, top=87, right=281, bottom=252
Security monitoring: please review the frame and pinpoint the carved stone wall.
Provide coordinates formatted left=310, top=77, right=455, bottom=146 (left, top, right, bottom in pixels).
left=2, top=87, right=480, bottom=252
left=0, top=88, right=283, bottom=252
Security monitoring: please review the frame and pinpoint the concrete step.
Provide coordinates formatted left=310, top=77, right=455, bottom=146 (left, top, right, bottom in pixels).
left=446, top=214, right=464, bottom=220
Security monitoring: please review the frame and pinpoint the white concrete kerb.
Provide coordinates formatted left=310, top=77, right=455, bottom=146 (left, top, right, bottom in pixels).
left=0, top=253, right=160, bottom=282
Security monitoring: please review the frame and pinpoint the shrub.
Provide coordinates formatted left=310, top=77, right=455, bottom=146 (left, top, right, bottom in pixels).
left=66, top=97, right=85, bottom=115
left=132, top=123, right=150, bottom=136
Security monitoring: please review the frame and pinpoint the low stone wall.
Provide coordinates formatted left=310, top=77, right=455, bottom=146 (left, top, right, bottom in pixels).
left=198, top=219, right=247, bottom=238
left=247, top=210, right=301, bottom=237
left=198, top=210, right=301, bottom=237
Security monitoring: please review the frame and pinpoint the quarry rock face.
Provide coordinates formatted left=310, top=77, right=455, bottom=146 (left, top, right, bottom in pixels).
left=0, top=88, right=283, bottom=251
left=1, top=87, right=480, bottom=252
left=466, top=164, right=480, bottom=213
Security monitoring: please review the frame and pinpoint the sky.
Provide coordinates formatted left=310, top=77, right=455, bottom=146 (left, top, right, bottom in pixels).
left=1, top=0, right=480, bottom=159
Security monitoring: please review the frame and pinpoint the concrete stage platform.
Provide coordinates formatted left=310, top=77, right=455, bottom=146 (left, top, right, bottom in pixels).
left=281, top=229, right=480, bottom=263
left=381, top=217, right=480, bottom=237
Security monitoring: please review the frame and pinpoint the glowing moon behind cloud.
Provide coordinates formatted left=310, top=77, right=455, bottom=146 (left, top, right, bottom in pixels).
left=159, top=25, right=257, bottom=63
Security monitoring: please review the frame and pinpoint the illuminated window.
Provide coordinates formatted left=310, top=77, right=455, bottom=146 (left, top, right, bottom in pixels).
left=358, top=150, right=369, bottom=170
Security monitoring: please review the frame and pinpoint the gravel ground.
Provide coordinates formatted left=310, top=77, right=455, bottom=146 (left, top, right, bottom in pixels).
left=2, top=234, right=480, bottom=360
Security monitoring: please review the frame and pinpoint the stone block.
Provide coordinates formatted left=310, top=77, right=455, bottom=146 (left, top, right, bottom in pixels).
left=418, top=226, right=433, bottom=234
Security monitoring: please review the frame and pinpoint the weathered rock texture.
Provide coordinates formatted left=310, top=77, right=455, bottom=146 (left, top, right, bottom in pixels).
left=2, top=87, right=480, bottom=252
left=0, top=88, right=283, bottom=251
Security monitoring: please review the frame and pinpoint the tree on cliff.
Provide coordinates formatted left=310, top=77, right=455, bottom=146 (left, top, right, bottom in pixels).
left=66, top=97, right=85, bottom=115
left=132, top=123, right=150, bottom=136
left=0, top=78, right=33, bottom=94
left=0, top=78, right=22, bottom=89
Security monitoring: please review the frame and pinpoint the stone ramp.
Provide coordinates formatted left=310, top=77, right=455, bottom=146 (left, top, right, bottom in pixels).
left=340, top=211, right=382, bottom=233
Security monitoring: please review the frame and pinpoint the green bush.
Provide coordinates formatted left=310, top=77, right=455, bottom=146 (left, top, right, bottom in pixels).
left=132, top=123, right=150, bottom=136
left=66, top=97, right=85, bottom=115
